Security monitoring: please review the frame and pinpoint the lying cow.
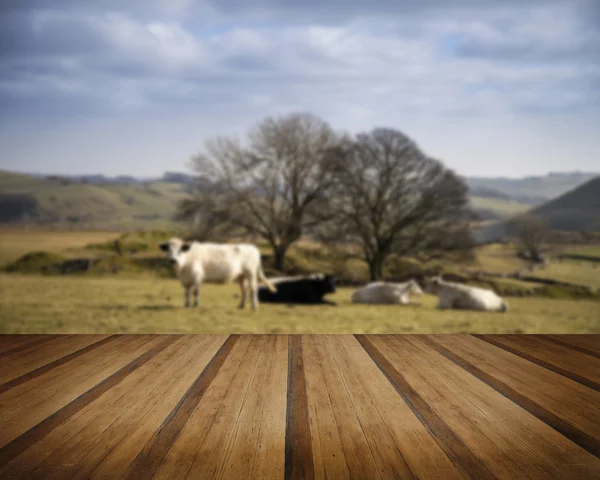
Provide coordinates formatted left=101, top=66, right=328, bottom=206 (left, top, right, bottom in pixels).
left=159, top=237, right=276, bottom=310
left=258, top=273, right=337, bottom=305
left=351, top=279, right=424, bottom=305
left=424, top=275, right=508, bottom=312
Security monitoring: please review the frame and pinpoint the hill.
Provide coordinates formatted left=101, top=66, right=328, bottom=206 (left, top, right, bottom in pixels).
left=473, top=176, right=600, bottom=243
left=530, top=176, right=600, bottom=231
left=0, top=170, right=191, bottom=228
left=1, top=169, right=596, bottom=229
left=1, top=169, right=533, bottom=227
left=466, top=171, right=598, bottom=204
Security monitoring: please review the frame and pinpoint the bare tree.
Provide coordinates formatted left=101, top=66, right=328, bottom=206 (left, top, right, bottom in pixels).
left=506, top=213, right=550, bottom=263
left=180, top=112, right=341, bottom=270
left=318, top=128, right=473, bottom=281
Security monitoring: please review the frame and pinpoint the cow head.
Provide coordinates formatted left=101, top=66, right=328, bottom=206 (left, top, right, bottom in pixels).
left=407, top=279, right=424, bottom=296
left=322, top=275, right=337, bottom=295
left=423, top=275, right=443, bottom=294
left=159, top=237, right=192, bottom=266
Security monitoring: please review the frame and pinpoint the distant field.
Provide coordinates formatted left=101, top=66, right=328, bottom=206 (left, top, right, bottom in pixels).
left=0, top=229, right=119, bottom=266
left=0, top=170, right=186, bottom=228
left=562, top=244, right=600, bottom=258
left=469, top=196, right=530, bottom=217
left=1, top=274, right=598, bottom=333
left=533, top=261, right=600, bottom=290
left=470, top=243, right=529, bottom=274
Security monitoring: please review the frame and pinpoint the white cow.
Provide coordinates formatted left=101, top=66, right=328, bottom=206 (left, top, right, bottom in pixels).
left=351, top=279, right=424, bottom=305
left=159, top=237, right=276, bottom=310
left=424, top=275, right=508, bottom=312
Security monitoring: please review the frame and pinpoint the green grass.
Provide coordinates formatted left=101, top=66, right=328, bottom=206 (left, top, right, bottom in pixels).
left=0, top=229, right=120, bottom=266
left=1, top=230, right=599, bottom=334
left=532, top=261, right=600, bottom=290
left=562, top=244, right=600, bottom=259
left=468, top=243, right=530, bottom=274
left=469, top=196, right=530, bottom=217
left=0, top=170, right=187, bottom=228
left=1, top=274, right=598, bottom=333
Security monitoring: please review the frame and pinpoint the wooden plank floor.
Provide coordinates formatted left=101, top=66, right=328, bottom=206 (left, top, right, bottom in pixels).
left=0, top=335, right=599, bottom=479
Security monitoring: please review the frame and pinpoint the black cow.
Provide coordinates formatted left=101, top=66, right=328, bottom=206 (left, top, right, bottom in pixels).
left=258, top=274, right=337, bottom=305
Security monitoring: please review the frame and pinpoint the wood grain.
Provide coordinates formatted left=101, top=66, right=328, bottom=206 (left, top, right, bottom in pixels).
left=366, top=335, right=600, bottom=478
left=423, top=335, right=600, bottom=457
left=475, top=334, right=600, bottom=391
left=0, top=335, right=174, bottom=465
left=357, top=335, right=494, bottom=480
left=122, top=334, right=239, bottom=480
left=285, top=335, right=314, bottom=480
left=0, top=335, right=116, bottom=394
left=547, top=335, right=600, bottom=357
left=0, top=334, right=598, bottom=480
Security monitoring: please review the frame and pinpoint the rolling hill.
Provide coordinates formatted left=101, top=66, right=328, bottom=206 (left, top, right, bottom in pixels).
left=0, top=170, right=190, bottom=228
left=1, top=169, right=595, bottom=230
left=473, top=175, right=600, bottom=243
left=466, top=171, right=598, bottom=204
left=530, top=176, right=600, bottom=231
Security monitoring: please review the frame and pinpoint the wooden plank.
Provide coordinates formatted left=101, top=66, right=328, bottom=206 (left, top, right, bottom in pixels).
left=0, top=335, right=163, bottom=447
left=0, top=335, right=197, bottom=479
left=0, top=335, right=116, bottom=394
left=334, top=335, right=468, bottom=479
left=182, top=336, right=269, bottom=480
left=0, top=335, right=44, bottom=354
left=423, top=335, right=600, bottom=457
left=0, top=335, right=174, bottom=465
left=476, top=335, right=600, bottom=391
left=285, top=335, right=314, bottom=480
left=0, top=335, right=61, bottom=358
left=151, top=336, right=256, bottom=479
left=357, top=335, right=494, bottom=480
left=547, top=334, right=600, bottom=356
left=545, top=335, right=600, bottom=359
left=250, top=336, right=289, bottom=480
left=366, top=335, right=600, bottom=479
left=303, top=335, right=350, bottom=480
left=210, top=335, right=288, bottom=480
left=121, top=334, right=239, bottom=480
left=28, top=335, right=229, bottom=480
left=0, top=334, right=112, bottom=382
left=324, top=336, right=414, bottom=479
left=305, top=335, right=387, bottom=479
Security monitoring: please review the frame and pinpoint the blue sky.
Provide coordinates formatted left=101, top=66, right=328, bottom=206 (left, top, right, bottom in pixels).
left=0, top=0, right=598, bottom=177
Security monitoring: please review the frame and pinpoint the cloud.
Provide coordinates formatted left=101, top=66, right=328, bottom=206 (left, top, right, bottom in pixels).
left=0, top=0, right=598, bottom=176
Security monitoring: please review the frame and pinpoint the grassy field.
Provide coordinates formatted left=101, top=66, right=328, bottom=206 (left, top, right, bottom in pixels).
left=0, top=170, right=185, bottom=228
left=1, top=274, right=599, bottom=334
left=533, top=261, right=600, bottom=290
left=1, top=229, right=599, bottom=334
left=0, top=229, right=119, bottom=266
left=562, top=244, right=600, bottom=258
left=469, top=196, right=530, bottom=217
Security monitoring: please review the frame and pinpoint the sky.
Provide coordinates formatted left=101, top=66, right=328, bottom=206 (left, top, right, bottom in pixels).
left=0, top=0, right=599, bottom=178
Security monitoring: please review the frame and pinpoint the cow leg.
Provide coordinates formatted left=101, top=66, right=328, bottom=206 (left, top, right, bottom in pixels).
left=249, top=275, right=259, bottom=311
left=184, top=287, right=191, bottom=308
left=193, top=285, right=199, bottom=308
left=238, top=278, right=247, bottom=309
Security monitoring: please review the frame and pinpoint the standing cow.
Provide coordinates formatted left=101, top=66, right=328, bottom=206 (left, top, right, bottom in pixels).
left=159, top=237, right=276, bottom=310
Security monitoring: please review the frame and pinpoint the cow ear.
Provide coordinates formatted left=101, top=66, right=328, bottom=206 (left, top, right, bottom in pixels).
left=180, top=243, right=191, bottom=253
left=159, top=242, right=169, bottom=252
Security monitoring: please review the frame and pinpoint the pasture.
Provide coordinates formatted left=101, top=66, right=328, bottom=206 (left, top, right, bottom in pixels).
left=1, top=228, right=599, bottom=334
left=1, top=274, right=599, bottom=334
left=0, top=228, right=119, bottom=266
